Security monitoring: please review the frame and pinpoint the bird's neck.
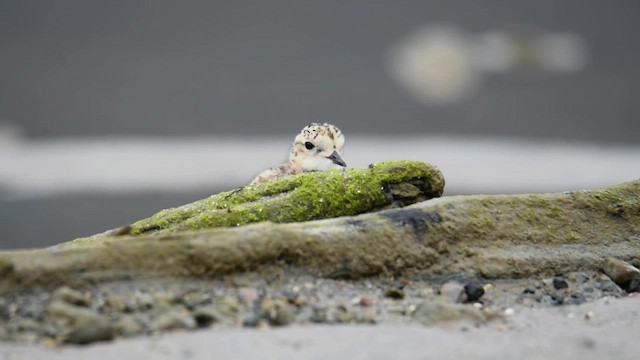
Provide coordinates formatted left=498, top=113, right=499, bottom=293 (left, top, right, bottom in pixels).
left=284, top=158, right=303, bottom=174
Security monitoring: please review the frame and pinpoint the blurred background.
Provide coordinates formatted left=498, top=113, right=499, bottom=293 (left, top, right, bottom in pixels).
left=1, top=0, right=639, bottom=249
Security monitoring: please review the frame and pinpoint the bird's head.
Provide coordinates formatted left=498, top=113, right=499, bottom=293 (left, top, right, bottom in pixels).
left=289, top=123, right=346, bottom=172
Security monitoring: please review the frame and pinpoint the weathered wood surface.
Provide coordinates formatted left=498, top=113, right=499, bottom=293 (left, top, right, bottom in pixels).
left=68, top=160, right=445, bottom=245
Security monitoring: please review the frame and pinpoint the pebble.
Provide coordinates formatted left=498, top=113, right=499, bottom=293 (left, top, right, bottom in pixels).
left=115, top=316, right=144, bottom=338
left=126, top=291, right=154, bottom=312
left=102, top=296, right=127, bottom=313
left=384, top=288, right=405, bottom=300
left=311, top=305, right=329, bottom=323
left=46, top=299, right=116, bottom=345
left=213, top=296, right=240, bottom=320
left=282, top=290, right=306, bottom=307
left=295, top=306, right=314, bottom=322
left=585, top=311, right=594, bottom=320
left=567, top=293, right=587, bottom=306
left=150, top=306, right=196, bottom=331
left=602, top=257, right=640, bottom=293
left=553, top=277, right=569, bottom=290
left=42, top=323, right=60, bottom=338
left=153, top=292, right=177, bottom=306
left=594, top=274, right=621, bottom=292
left=550, top=293, right=565, bottom=305
left=464, top=281, right=485, bottom=302
left=358, top=297, right=375, bottom=307
left=66, top=316, right=116, bottom=345
left=258, top=299, right=296, bottom=326
left=438, top=282, right=466, bottom=303
left=242, top=314, right=260, bottom=327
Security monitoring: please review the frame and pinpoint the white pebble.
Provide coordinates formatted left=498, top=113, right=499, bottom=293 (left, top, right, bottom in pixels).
left=504, top=308, right=514, bottom=316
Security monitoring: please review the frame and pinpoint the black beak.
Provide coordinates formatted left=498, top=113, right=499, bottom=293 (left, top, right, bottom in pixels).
left=326, top=151, right=346, bottom=167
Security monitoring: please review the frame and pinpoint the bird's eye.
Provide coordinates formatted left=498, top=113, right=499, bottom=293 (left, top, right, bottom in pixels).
left=304, top=142, right=315, bottom=150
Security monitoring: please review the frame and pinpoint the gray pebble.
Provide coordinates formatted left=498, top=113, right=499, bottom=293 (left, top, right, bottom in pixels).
left=311, top=305, right=329, bottom=323
left=150, top=306, right=196, bottom=331
left=212, top=296, right=240, bottom=321
left=115, top=316, right=145, bottom=338
left=66, top=316, right=116, bottom=345
left=259, top=299, right=296, bottom=326
left=46, top=301, right=116, bottom=344
left=464, top=281, right=485, bottom=302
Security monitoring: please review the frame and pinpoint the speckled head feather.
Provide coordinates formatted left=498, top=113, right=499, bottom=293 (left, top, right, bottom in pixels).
left=251, top=123, right=346, bottom=184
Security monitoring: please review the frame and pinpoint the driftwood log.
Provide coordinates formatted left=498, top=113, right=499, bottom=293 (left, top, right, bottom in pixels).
left=69, top=160, right=445, bottom=244
left=0, top=161, right=638, bottom=294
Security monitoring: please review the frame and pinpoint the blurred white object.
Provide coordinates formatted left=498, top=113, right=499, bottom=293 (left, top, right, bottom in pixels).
left=389, top=25, right=478, bottom=105
left=388, top=23, right=589, bottom=104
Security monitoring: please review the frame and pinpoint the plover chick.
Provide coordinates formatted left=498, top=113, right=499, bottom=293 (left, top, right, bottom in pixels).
left=251, top=123, right=346, bottom=184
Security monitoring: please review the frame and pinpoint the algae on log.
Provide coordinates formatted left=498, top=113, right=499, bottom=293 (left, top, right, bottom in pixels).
left=1, top=179, right=639, bottom=293
left=69, top=160, right=444, bottom=246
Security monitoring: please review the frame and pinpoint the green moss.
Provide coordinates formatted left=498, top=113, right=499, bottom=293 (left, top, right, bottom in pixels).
left=471, top=215, right=495, bottom=230
left=547, top=205, right=563, bottom=218
left=524, top=194, right=551, bottom=207
left=568, top=232, right=581, bottom=241
left=65, top=160, right=444, bottom=246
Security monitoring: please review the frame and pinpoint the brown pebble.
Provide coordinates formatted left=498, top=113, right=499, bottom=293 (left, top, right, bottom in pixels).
left=439, top=282, right=467, bottom=303
left=602, top=257, right=640, bottom=292
left=359, top=297, right=374, bottom=307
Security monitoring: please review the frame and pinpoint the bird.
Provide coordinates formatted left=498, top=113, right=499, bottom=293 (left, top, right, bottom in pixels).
left=251, top=123, right=346, bottom=184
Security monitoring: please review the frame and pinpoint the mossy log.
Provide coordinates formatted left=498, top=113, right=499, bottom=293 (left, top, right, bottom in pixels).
left=70, top=160, right=445, bottom=245
left=0, top=175, right=639, bottom=294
